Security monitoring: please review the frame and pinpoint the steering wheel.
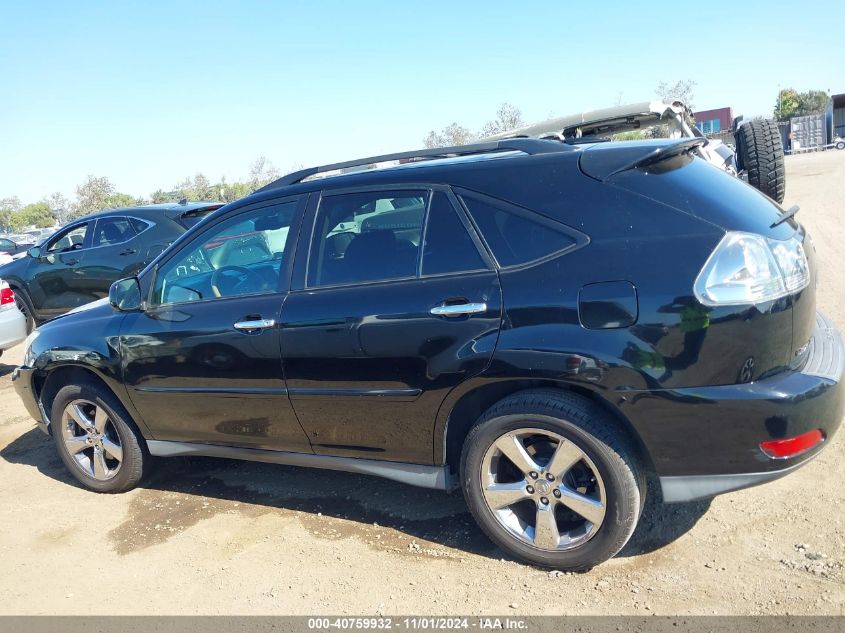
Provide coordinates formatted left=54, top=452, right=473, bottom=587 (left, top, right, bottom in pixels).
left=210, top=266, right=264, bottom=298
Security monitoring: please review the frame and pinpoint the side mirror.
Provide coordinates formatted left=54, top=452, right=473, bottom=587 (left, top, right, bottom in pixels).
left=109, top=277, right=142, bottom=312
left=27, top=246, right=41, bottom=259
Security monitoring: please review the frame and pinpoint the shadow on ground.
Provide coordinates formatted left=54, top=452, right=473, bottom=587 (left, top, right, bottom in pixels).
left=1, top=426, right=709, bottom=565
left=0, top=363, right=19, bottom=379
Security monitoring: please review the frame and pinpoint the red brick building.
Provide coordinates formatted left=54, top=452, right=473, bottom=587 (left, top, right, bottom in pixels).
left=693, top=107, right=734, bottom=134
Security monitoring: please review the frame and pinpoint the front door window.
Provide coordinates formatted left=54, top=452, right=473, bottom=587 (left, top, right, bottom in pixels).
left=152, top=201, right=297, bottom=305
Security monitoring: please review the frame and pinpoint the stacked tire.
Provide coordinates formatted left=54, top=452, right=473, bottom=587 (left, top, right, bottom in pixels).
left=735, top=119, right=786, bottom=203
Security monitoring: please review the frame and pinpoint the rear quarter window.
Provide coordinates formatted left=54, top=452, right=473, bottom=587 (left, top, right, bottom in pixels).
left=459, top=194, right=581, bottom=267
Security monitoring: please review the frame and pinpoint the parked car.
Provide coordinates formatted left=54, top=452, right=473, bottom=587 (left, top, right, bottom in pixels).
left=483, top=100, right=787, bottom=203
left=13, top=138, right=842, bottom=570
left=0, top=235, right=35, bottom=258
left=23, top=227, right=59, bottom=243
left=0, top=201, right=222, bottom=332
left=0, top=280, right=27, bottom=357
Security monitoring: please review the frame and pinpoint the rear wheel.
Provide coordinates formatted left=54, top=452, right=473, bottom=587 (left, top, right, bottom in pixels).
left=461, top=390, right=643, bottom=570
left=50, top=380, right=146, bottom=493
left=735, top=119, right=786, bottom=203
left=836, top=140, right=845, bottom=151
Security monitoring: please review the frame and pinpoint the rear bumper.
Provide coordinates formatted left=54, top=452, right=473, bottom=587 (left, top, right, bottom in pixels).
left=12, top=365, right=50, bottom=434
left=0, top=307, right=26, bottom=351
left=625, top=312, right=843, bottom=502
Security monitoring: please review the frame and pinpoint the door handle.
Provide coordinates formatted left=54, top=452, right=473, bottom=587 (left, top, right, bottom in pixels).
left=233, top=318, right=276, bottom=332
left=120, top=248, right=138, bottom=256
left=63, top=258, right=79, bottom=266
left=430, top=302, right=487, bottom=317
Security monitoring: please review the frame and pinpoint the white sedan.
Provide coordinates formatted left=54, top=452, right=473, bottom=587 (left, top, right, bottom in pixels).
left=0, top=280, right=27, bottom=357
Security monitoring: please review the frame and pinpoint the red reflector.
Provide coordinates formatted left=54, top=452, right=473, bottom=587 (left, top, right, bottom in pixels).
left=760, top=429, right=824, bottom=459
left=0, top=286, right=14, bottom=305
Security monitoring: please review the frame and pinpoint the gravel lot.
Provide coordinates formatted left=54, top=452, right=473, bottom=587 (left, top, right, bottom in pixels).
left=1, top=151, right=843, bottom=616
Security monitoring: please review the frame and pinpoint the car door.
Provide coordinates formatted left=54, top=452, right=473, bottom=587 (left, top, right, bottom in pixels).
left=80, top=215, right=152, bottom=300
left=120, top=195, right=312, bottom=452
left=280, top=186, right=502, bottom=464
left=28, top=221, right=93, bottom=318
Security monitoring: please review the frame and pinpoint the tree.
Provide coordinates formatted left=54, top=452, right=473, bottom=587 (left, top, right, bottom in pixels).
left=423, top=123, right=474, bottom=149
left=173, top=173, right=213, bottom=201
left=422, top=103, right=527, bottom=148
left=480, top=103, right=525, bottom=137
left=213, top=177, right=251, bottom=203
left=72, top=175, right=115, bottom=218
left=774, top=88, right=801, bottom=121
left=248, top=156, right=280, bottom=192
left=103, top=193, right=138, bottom=209
left=0, top=197, right=22, bottom=232
left=796, top=90, right=830, bottom=117
left=150, top=189, right=176, bottom=204
left=44, top=192, right=70, bottom=224
left=774, top=88, right=830, bottom=121
left=656, top=79, right=697, bottom=109
left=10, top=202, right=54, bottom=230
left=0, top=197, right=22, bottom=214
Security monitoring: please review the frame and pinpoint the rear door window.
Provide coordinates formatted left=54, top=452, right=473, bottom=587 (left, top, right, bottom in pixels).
left=307, top=191, right=426, bottom=287
left=421, top=192, right=487, bottom=276
left=460, top=194, right=578, bottom=267
left=93, top=217, right=134, bottom=247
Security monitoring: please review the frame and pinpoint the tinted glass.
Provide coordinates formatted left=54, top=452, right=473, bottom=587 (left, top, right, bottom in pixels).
left=308, top=191, right=426, bottom=287
left=461, top=196, right=575, bottom=267
left=47, top=224, right=88, bottom=253
left=129, top=217, right=151, bottom=235
left=422, top=193, right=486, bottom=276
left=0, top=239, right=13, bottom=249
left=153, top=201, right=297, bottom=305
left=93, top=217, right=133, bottom=247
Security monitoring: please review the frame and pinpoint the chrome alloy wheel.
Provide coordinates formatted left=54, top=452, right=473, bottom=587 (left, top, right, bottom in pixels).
left=480, top=428, right=606, bottom=551
left=60, top=399, right=123, bottom=481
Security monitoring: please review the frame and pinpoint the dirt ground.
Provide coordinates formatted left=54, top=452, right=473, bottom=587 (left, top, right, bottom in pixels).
left=1, top=151, right=844, bottom=616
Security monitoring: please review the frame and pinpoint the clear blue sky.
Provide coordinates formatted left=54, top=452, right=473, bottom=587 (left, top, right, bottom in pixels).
left=2, top=0, right=843, bottom=203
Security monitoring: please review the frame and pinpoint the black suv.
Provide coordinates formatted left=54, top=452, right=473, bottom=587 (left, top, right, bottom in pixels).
left=0, top=201, right=222, bottom=332
left=12, top=139, right=843, bottom=570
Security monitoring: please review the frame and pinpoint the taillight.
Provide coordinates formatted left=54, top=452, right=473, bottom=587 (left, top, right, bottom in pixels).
left=760, top=429, right=824, bottom=459
left=0, top=285, right=14, bottom=306
left=693, top=232, right=810, bottom=306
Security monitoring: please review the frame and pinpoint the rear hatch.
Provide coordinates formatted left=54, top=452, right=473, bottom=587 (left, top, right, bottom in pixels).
left=580, top=139, right=816, bottom=379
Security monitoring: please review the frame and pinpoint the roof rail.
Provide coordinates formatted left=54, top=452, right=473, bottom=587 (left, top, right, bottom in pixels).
left=256, top=138, right=571, bottom=193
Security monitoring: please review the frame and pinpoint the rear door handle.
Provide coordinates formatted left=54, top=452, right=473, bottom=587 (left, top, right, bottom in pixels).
left=63, top=258, right=79, bottom=266
left=430, top=302, right=487, bottom=317
left=233, top=318, right=276, bottom=332
left=120, top=248, right=138, bottom=256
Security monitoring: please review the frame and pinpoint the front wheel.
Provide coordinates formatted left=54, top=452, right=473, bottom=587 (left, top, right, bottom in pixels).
left=461, top=390, right=643, bottom=570
left=51, top=380, right=146, bottom=493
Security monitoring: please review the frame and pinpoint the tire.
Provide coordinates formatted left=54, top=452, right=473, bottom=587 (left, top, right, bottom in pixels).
left=50, top=379, right=146, bottom=493
left=12, top=287, right=36, bottom=335
left=460, top=389, right=643, bottom=570
left=836, top=141, right=845, bottom=151
left=735, top=119, right=786, bottom=203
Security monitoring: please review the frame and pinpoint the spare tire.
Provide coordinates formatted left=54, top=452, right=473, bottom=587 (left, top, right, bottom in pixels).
left=735, top=119, right=786, bottom=203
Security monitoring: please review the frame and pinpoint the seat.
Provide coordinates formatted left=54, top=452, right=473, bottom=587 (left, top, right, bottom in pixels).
left=335, top=230, right=416, bottom=285
left=99, top=223, right=126, bottom=246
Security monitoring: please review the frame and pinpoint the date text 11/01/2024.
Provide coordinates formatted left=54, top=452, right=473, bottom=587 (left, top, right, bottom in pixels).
left=307, top=617, right=528, bottom=630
